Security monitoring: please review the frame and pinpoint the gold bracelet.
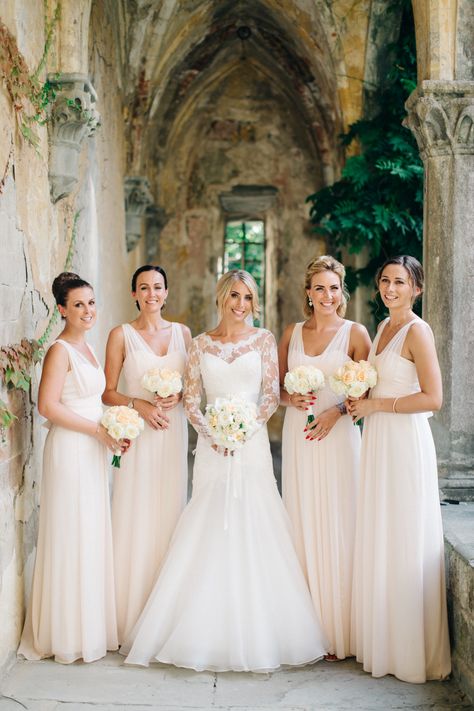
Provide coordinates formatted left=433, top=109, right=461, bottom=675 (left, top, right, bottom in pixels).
left=392, top=397, right=399, bottom=413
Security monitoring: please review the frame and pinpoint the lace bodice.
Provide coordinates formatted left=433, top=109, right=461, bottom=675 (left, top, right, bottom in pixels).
left=183, top=329, right=279, bottom=441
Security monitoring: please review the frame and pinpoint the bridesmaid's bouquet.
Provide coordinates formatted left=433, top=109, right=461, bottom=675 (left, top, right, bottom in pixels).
left=141, top=367, right=183, bottom=398
left=205, top=396, right=258, bottom=451
left=284, top=365, right=325, bottom=425
left=101, top=405, right=145, bottom=468
left=328, top=360, right=377, bottom=399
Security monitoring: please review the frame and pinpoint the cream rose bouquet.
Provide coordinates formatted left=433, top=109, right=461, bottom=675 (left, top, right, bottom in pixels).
left=101, top=405, right=145, bottom=468
left=328, top=360, right=377, bottom=400
left=141, top=367, right=183, bottom=398
left=284, top=365, right=325, bottom=425
left=205, top=396, right=258, bottom=451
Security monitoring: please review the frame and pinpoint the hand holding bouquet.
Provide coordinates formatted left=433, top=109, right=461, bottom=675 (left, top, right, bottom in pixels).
left=101, top=405, right=145, bottom=467
left=284, top=365, right=325, bottom=425
left=329, top=361, right=377, bottom=422
left=205, top=396, right=258, bottom=452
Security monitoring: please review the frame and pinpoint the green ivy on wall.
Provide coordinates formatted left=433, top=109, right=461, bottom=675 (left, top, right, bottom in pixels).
left=0, top=1, right=61, bottom=150
left=306, top=0, right=422, bottom=312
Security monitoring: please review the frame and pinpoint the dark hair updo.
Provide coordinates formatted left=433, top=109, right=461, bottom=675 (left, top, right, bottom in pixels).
left=52, top=272, right=92, bottom=307
left=376, top=255, right=424, bottom=303
left=131, top=265, right=168, bottom=311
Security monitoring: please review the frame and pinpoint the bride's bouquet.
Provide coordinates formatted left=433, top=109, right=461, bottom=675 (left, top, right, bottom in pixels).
left=205, top=396, right=258, bottom=451
left=141, top=367, right=183, bottom=398
left=328, top=360, right=377, bottom=399
left=284, top=365, right=325, bottom=425
left=101, top=405, right=145, bottom=468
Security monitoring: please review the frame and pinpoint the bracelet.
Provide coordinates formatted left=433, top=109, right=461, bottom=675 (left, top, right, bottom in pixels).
left=392, top=397, right=399, bottom=413
left=95, top=423, right=101, bottom=435
left=127, top=398, right=135, bottom=409
left=336, top=402, right=346, bottom=415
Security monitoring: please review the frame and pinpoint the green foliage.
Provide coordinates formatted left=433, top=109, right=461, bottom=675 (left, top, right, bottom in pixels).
left=306, top=1, right=422, bottom=305
left=0, top=2, right=61, bottom=150
left=0, top=210, right=80, bottom=438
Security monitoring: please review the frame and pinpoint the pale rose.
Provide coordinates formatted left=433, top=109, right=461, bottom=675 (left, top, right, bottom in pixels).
left=124, top=424, right=140, bottom=439
left=329, top=360, right=377, bottom=399
left=342, top=370, right=356, bottom=384
left=348, top=382, right=367, bottom=398
left=328, top=376, right=347, bottom=396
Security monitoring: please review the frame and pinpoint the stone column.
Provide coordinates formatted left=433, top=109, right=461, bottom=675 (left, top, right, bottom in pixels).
left=405, top=80, right=474, bottom=501
left=48, top=74, right=101, bottom=203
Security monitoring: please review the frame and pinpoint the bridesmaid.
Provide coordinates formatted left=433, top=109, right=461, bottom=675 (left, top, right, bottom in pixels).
left=347, top=255, right=451, bottom=682
left=279, top=255, right=370, bottom=661
left=19, top=272, right=121, bottom=663
left=103, top=265, right=191, bottom=644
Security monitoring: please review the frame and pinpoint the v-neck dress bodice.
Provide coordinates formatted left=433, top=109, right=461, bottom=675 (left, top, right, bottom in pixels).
left=112, top=322, right=189, bottom=644
left=282, top=320, right=360, bottom=658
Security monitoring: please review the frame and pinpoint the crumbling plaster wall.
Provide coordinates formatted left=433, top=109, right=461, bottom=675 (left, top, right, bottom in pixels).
left=149, top=61, right=325, bottom=340
left=0, top=0, right=137, bottom=673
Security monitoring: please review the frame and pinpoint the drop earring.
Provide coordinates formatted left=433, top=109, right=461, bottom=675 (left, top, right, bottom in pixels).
left=308, top=296, right=313, bottom=307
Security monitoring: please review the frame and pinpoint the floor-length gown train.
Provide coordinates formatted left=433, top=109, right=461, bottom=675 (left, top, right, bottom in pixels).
left=121, top=329, right=328, bottom=672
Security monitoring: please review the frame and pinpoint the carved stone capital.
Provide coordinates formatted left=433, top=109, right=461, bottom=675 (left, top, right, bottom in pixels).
left=48, top=74, right=101, bottom=202
left=124, top=177, right=154, bottom=252
left=404, top=81, right=474, bottom=160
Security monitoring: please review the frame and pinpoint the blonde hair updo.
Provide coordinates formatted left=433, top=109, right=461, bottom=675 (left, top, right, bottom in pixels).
left=303, top=255, right=349, bottom=318
left=216, top=270, right=261, bottom=320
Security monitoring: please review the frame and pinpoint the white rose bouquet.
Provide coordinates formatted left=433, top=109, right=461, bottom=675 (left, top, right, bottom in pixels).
left=141, top=367, right=183, bottom=398
left=328, top=360, right=377, bottom=400
left=284, top=365, right=325, bottom=425
left=101, top=405, right=145, bottom=468
left=205, top=396, right=258, bottom=451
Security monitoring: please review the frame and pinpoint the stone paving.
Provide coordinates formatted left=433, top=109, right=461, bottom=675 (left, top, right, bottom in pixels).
left=1, top=653, right=472, bottom=711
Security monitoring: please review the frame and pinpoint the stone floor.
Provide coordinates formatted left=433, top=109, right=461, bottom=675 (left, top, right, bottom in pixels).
left=1, top=653, right=473, bottom=711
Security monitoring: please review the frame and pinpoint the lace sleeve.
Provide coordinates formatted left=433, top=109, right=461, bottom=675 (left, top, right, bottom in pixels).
left=257, top=330, right=280, bottom=425
left=183, top=336, right=212, bottom=440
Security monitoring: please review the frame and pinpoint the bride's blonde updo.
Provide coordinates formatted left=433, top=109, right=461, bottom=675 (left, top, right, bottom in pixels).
left=216, top=270, right=261, bottom=320
left=303, top=255, right=349, bottom=318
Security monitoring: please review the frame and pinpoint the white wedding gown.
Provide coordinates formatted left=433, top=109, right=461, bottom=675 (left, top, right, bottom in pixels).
left=122, top=329, right=327, bottom=672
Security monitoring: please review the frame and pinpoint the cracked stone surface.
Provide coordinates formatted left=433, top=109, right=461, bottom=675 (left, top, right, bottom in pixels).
left=0, top=654, right=472, bottom=710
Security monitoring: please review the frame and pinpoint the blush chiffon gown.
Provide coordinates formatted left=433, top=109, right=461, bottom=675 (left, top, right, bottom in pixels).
left=121, top=329, right=328, bottom=672
left=18, top=339, right=117, bottom=663
left=282, top=320, right=360, bottom=659
left=112, top=322, right=188, bottom=644
left=350, top=318, right=451, bottom=682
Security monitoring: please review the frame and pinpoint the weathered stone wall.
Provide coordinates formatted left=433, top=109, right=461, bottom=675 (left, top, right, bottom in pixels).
left=443, top=504, right=474, bottom=703
left=150, top=61, right=325, bottom=340
left=0, top=0, right=138, bottom=674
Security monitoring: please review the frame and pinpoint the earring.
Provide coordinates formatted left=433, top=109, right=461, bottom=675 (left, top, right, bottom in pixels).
left=308, top=296, right=313, bottom=307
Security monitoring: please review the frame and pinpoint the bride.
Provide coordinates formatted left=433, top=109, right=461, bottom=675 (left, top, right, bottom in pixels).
left=121, top=269, right=328, bottom=672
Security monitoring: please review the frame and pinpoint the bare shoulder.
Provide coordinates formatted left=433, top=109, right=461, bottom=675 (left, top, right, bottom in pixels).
left=179, top=323, right=193, bottom=348
left=407, top=319, right=435, bottom=346
left=42, top=341, right=69, bottom=372
left=350, top=321, right=370, bottom=339
left=179, top=323, right=192, bottom=338
left=107, top=324, right=125, bottom=344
